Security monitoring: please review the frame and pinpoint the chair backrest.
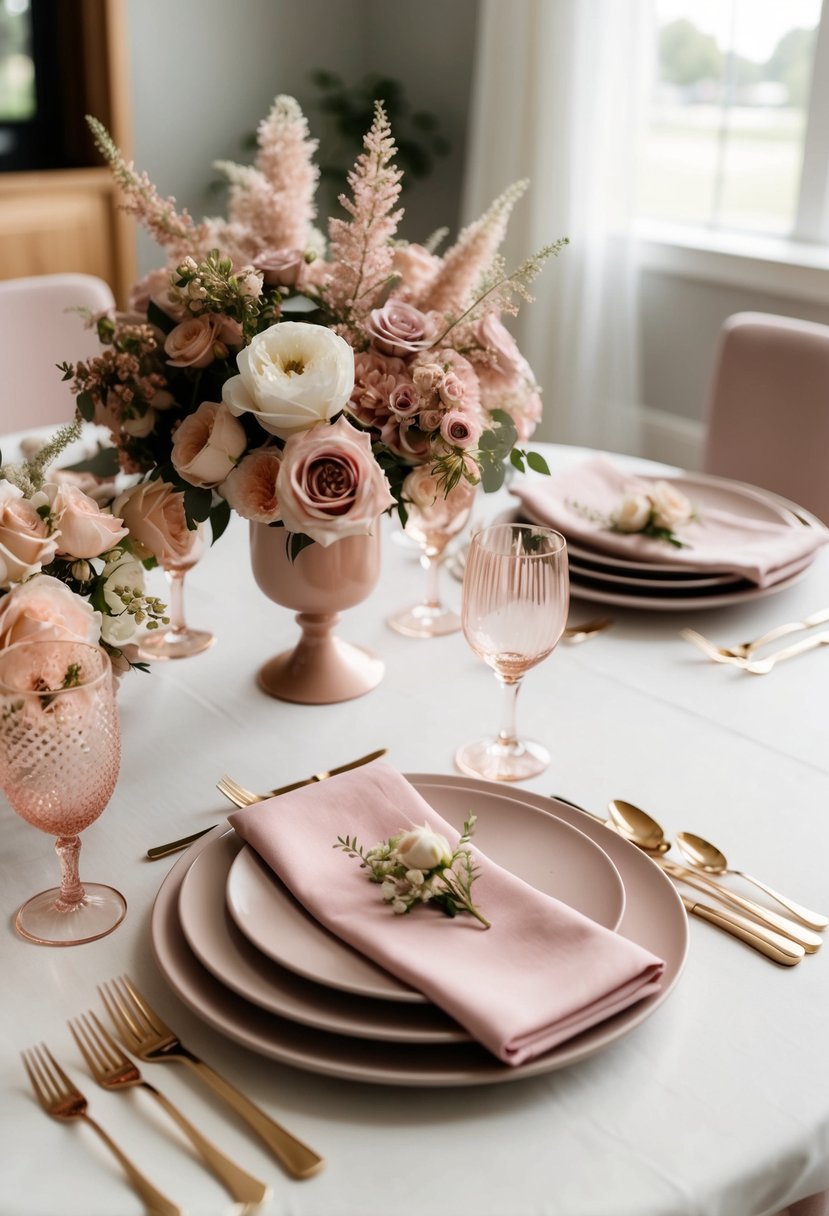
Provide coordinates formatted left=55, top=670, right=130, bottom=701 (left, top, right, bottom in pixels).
left=0, top=273, right=115, bottom=433
left=702, top=311, right=829, bottom=524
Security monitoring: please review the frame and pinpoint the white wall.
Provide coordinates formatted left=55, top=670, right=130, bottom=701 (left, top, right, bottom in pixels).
left=124, top=0, right=477, bottom=274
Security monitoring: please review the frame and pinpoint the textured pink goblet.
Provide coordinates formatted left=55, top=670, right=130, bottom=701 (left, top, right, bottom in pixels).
left=455, top=523, right=569, bottom=781
left=0, top=639, right=125, bottom=945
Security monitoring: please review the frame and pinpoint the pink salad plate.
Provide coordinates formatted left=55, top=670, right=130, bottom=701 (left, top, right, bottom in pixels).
left=151, top=777, right=689, bottom=1087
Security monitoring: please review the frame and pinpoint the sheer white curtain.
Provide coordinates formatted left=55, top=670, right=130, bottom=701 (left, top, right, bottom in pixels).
left=463, top=0, right=651, bottom=452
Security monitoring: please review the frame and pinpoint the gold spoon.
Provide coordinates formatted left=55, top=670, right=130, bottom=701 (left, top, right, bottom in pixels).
left=562, top=617, right=614, bottom=644
left=675, top=832, right=828, bottom=931
left=606, top=799, right=671, bottom=854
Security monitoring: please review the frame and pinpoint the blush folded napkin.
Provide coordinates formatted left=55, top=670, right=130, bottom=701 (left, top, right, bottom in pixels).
left=511, top=457, right=828, bottom=587
left=228, top=762, right=665, bottom=1066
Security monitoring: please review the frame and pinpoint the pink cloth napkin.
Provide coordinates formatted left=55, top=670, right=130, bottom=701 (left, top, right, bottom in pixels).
left=228, top=762, right=665, bottom=1066
left=511, top=457, right=828, bottom=587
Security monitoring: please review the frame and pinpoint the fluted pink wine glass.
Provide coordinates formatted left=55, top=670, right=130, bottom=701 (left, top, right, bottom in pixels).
left=140, top=525, right=214, bottom=660
left=455, top=523, right=569, bottom=781
left=387, top=479, right=476, bottom=638
left=0, top=639, right=125, bottom=945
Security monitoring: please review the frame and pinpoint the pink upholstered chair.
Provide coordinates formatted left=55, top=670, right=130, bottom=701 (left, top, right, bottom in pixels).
left=702, top=312, right=829, bottom=524
left=0, top=273, right=115, bottom=432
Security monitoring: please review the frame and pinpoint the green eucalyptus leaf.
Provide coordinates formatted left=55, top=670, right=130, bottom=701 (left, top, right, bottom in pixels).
left=60, top=445, right=121, bottom=479
left=208, top=497, right=231, bottom=545
left=526, top=450, right=551, bottom=475
left=182, top=485, right=212, bottom=528
left=76, top=390, right=95, bottom=423
left=510, top=448, right=526, bottom=473
left=287, top=531, right=316, bottom=563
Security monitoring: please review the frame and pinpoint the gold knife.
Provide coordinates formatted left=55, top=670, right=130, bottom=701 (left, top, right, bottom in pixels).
left=146, top=748, right=387, bottom=860
left=681, top=896, right=805, bottom=966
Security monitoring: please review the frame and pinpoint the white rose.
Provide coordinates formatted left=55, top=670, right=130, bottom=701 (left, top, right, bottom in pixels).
left=222, top=321, right=354, bottom=439
left=395, top=823, right=453, bottom=871
left=650, top=480, right=693, bottom=531
left=171, top=400, right=247, bottom=488
left=611, top=492, right=652, bottom=533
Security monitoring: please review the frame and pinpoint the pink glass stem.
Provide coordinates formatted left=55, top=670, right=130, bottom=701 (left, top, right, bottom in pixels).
left=54, top=835, right=85, bottom=911
left=422, top=550, right=442, bottom=609
left=497, top=675, right=522, bottom=749
left=166, top=569, right=187, bottom=634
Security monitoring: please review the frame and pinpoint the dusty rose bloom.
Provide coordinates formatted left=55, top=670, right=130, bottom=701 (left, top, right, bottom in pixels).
left=365, top=300, right=435, bottom=357
left=347, top=351, right=408, bottom=427
left=164, top=315, right=227, bottom=368
left=402, top=465, right=476, bottom=531
left=388, top=381, right=420, bottom=419
left=254, top=248, right=308, bottom=289
left=379, top=417, right=432, bottom=464
left=475, top=314, right=528, bottom=378
left=0, top=574, right=100, bottom=650
left=113, top=480, right=196, bottom=565
left=129, top=267, right=186, bottom=320
left=277, top=417, right=395, bottom=546
left=171, top=400, right=247, bottom=488
left=439, top=409, right=483, bottom=450
left=412, top=362, right=444, bottom=395
left=49, top=484, right=128, bottom=559
left=220, top=447, right=283, bottom=524
left=438, top=371, right=467, bottom=409
left=0, top=481, right=59, bottom=589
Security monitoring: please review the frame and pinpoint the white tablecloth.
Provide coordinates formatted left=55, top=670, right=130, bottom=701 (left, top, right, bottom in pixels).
left=1, top=443, right=827, bottom=1216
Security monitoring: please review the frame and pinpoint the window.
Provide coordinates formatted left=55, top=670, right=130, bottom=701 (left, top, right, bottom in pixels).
left=638, top=0, right=829, bottom=244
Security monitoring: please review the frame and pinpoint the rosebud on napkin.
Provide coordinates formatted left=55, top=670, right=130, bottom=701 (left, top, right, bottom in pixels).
left=228, top=762, right=665, bottom=1066
left=511, top=457, right=829, bottom=587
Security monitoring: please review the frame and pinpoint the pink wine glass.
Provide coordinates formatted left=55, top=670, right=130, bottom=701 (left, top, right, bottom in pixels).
left=387, top=480, right=476, bottom=638
left=0, top=639, right=125, bottom=945
left=140, top=525, right=214, bottom=660
left=455, top=522, right=569, bottom=781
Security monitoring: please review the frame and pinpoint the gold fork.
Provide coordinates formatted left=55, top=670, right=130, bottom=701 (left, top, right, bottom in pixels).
left=99, top=976, right=324, bottom=1179
left=69, top=1011, right=271, bottom=1208
left=681, top=608, right=829, bottom=663
left=216, top=775, right=261, bottom=808
left=22, top=1043, right=184, bottom=1216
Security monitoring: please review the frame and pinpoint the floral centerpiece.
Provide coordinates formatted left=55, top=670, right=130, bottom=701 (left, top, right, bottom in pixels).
left=0, top=95, right=565, bottom=673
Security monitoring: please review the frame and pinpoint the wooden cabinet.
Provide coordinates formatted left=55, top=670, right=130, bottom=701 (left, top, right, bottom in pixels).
left=0, top=0, right=135, bottom=304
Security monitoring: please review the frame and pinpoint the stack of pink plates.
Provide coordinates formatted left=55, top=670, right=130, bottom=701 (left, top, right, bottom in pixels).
left=517, top=471, right=827, bottom=611
left=151, top=776, right=689, bottom=1086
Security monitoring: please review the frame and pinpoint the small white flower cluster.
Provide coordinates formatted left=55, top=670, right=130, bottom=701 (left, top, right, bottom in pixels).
left=334, top=817, right=491, bottom=928
left=611, top=479, right=694, bottom=542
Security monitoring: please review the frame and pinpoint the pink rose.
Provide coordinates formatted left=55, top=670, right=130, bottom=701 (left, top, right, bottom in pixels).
left=164, top=315, right=228, bottom=368
left=438, top=371, right=467, bottom=409
left=418, top=409, right=444, bottom=433
left=129, top=267, right=186, bottom=320
left=171, top=401, right=247, bottom=488
left=113, top=480, right=196, bottom=565
left=0, top=481, right=59, bottom=589
left=379, top=417, right=432, bottom=464
left=220, top=447, right=283, bottom=524
left=254, top=248, right=308, bottom=289
left=121, top=408, right=156, bottom=438
left=432, top=349, right=481, bottom=407
left=277, top=416, right=395, bottom=547
left=389, top=381, right=420, bottom=419
left=49, top=484, right=128, bottom=559
left=347, top=351, right=408, bottom=427
left=439, top=409, right=483, bottom=450
left=365, top=301, right=435, bottom=357
left=49, top=469, right=117, bottom=507
left=390, top=243, right=441, bottom=301
left=475, top=314, right=527, bottom=379
left=0, top=574, right=101, bottom=650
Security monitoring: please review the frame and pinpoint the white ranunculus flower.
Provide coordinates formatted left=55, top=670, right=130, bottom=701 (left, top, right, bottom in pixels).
left=650, top=480, right=693, bottom=531
left=611, top=492, right=652, bottom=533
left=395, top=824, right=453, bottom=871
left=222, top=321, right=355, bottom=439
left=99, top=551, right=147, bottom=646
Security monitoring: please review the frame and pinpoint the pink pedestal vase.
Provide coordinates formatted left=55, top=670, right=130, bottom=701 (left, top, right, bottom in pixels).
left=249, top=524, right=384, bottom=704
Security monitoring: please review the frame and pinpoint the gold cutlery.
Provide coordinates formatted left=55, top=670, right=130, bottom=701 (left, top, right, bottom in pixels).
left=680, top=896, right=805, bottom=966
left=676, top=831, right=828, bottom=930
left=99, top=976, right=324, bottom=1179
left=69, top=1011, right=271, bottom=1208
left=562, top=617, right=613, bottom=644
left=22, top=1043, right=184, bottom=1216
left=682, top=608, right=829, bottom=662
left=656, top=860, right=821, bottom=951
left=554, top=795, right=822, bottom=948
left=146, top=747, right=387, bottom=859
left=737, top=630, right=829, bottom=674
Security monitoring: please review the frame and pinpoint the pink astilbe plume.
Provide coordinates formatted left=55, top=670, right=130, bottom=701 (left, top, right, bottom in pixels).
left=213, top=95, right=319, bottom=259
left=417, top=180, right=529, bottom=317
left=87, top=116, right=206, bottom=261
left=325, top=101, right=403, bottom=334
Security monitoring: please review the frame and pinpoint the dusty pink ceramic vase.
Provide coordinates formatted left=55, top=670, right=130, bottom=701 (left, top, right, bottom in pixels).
left=249, top=524, right=384, bottom=704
